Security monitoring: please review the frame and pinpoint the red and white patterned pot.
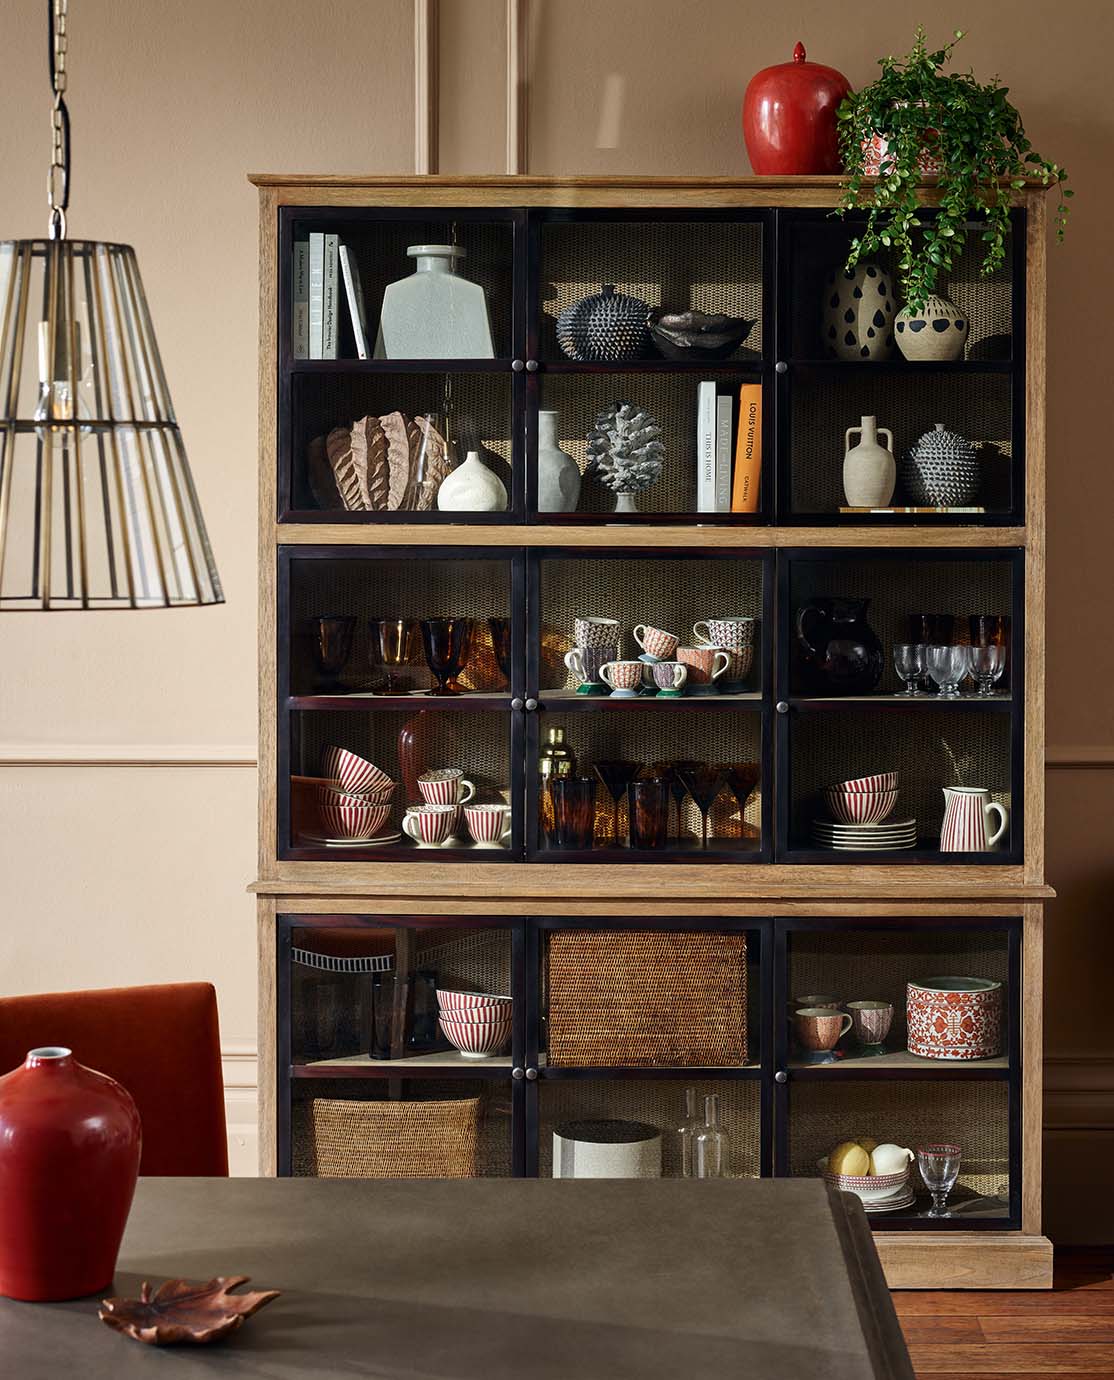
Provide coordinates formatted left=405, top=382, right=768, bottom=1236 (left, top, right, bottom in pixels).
left=907, top=976, right=1002, bottom=1060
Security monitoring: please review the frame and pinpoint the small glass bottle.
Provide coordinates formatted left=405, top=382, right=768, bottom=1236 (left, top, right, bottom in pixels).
left=539, top=727, right=576, bottom=844
left=694, top=1093, right=730, bottom=1179
left=676, top=1087, right=702, bottom=1178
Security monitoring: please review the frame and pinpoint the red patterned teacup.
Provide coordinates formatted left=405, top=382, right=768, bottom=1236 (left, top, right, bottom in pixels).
left=463, top=803, right=512, bottom=848
left=598, top=659, right=644, bottom=698
left=402, top=803, right=457, bottom=847
left=677, top=645, right=731, bottom=690
left=633, top=623, right=680, bottom=661
left=418, top=768, right=476, bottom=806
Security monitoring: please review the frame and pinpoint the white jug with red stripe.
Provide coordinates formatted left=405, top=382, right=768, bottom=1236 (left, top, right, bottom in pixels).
left=940, top=787, right=1009, bottom=852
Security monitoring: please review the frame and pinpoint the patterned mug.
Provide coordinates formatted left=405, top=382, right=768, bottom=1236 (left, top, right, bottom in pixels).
left=598, top=659, right=645, bottom=698
left=402, top=803, right=457, bottom=847
left=651, top=661, right=688, bottom=696
left=574, top=616, right=621, bottom=650
left=846, top=999, right=894, bottom=1053
left=694, top=616, right=756, bottom=650
left=677, top=645, right=731, bottom=693
left=794, top=1006, right=853, bottom=1054
left=633, top=623, right=680, bottom=661
left=463, top=803, right=512, bottom=848
left=418, top=768, right=476, bottom=806
left=564, top=644, right=617, bottom=689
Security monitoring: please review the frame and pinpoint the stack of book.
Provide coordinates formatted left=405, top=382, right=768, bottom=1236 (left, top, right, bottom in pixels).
left=293, top=234, right=369, bottom=360
left=696, top=380, right=761, bottom=514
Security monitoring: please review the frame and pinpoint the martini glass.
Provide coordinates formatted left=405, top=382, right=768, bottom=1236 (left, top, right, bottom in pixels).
left=720, top=761, right=760, bottom=840
left=678, top=763, right=725, bottom=849
left=592, top=759, right=640, bottom=845
left=420, top=617, right=475, bottom=695
left=658, top=758, right=701, bottom=842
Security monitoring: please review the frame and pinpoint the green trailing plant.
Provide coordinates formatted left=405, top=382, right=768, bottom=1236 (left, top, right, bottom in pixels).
left=837, top=27, right=1071, bottom=310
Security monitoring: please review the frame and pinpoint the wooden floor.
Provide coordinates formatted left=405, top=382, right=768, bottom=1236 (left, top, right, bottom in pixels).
left=897, top=1249, right=1114, bottom=1376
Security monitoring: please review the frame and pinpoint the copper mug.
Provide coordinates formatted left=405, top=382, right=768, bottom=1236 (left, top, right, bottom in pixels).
left=794, top=1006, right=852, bottom=1054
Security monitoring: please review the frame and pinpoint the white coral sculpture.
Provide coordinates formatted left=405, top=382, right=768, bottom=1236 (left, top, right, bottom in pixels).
left=585, top=402, right=665, bottom=494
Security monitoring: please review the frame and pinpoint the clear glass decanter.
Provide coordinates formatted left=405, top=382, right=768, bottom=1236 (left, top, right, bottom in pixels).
left=694, top=1093, right=730, bottom=1178
left=675, top=1087, right=702, bottom=1178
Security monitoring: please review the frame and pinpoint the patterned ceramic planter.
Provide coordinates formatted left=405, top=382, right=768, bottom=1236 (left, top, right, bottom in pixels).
left=907, top=976, right=1003, bottom=1060
left=895, top=295, right=968, bottom=361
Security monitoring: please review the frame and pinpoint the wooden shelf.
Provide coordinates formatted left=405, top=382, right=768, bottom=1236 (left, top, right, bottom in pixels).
left=789, top=358, right=1014, bottom=374
left=288, top=692, right=511, bottom=712
left=541, top=689, right=762, bottom=710
left=294, top=1050, right=513, bottom=1077
left=789, top=694, right=1012, bottom=712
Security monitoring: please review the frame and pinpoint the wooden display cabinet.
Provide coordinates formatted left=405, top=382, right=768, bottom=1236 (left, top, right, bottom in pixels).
left=253, top=175, right=1053, bottom=1287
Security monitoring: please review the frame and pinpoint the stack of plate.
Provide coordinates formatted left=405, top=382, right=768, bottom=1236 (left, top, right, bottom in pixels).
left=810, top=817, right=918, bottom=851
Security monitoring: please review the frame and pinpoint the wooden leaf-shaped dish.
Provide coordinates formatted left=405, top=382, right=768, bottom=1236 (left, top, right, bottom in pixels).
left=99, top=1275, right=280, bottom=1346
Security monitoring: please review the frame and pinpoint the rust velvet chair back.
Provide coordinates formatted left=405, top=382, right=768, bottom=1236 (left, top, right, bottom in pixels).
left=0, top=982, right=229, bottom=1176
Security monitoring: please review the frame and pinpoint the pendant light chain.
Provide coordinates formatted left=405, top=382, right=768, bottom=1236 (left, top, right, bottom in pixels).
left=47, top=0, right=70, bottom=239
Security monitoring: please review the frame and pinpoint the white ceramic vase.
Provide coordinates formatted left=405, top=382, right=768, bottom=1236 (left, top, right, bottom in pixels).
left=436, top=450, right=508, bottom=512
left=536, top=410, right=581, bottom=512
left=842, top=415, right=895, bottom=507
left=374, top=244, right=494, bottom=359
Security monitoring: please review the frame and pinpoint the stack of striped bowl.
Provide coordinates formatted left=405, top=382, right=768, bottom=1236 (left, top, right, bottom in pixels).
left=437, top=990, right=512, bottom=1058
left=811, top=772, right=917, bottom=852
left=317, top=744, right=399, bottom=841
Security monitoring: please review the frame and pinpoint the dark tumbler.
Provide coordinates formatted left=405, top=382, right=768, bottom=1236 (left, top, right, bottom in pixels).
left=627, top=777, right=670, bottom=850
left=549, top=776, right=598, bottom=850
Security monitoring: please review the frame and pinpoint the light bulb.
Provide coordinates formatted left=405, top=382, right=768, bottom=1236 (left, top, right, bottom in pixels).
left=33, top=318, right=91, bottom=437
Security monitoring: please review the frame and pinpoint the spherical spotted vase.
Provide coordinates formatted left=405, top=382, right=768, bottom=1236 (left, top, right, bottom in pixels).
left=895, top=294, right=968, bottom=361
left=821, top=263, right=895, bottom=361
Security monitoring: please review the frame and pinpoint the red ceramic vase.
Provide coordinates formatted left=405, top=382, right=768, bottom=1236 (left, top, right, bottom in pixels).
left=0, top=1047, right=142, bottom=1301
left=743, top=42, right=851, bottom=175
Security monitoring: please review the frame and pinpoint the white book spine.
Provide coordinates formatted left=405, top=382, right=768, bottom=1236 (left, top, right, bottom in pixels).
left=308, top=233, right=324, bottom=360
left=292, top=240, right=309, bottom=360
left=696, top=381, right=717, bottom=513
left=714, top=395, right=733, bottom=512
left=339, top=244, right=369, bottom=360
left=322, top=234, right=339, bottom=360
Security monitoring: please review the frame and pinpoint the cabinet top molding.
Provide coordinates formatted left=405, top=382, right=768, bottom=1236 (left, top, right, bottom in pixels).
left=248, top=173, right=1050, bottom=191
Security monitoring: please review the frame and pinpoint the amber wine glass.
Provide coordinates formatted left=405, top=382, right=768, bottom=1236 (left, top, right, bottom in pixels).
left=420, top=617, right=475, bottom=695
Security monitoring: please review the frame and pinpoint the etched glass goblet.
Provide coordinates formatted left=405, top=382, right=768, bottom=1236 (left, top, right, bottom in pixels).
left=917, top=1143, right=962, bottom=1218
left=893, top=643, right=926, bottom=696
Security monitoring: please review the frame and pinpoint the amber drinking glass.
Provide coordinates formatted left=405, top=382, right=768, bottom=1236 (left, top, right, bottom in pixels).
left=420, top=617, right=475, bottom=695
left=487, top=616, right=513, bottom=688
left=627, top=777, right=670, bottom=850
left=370, top=617, right=419, bottom=693
left=592, top=759, right=641, bottom=845
left=550, top=776, right=598, bottom=850
left=312, top=615, right=355, bottom=692
left=678, top=764, right=725, bottom=849
left=906, top=613, right=955, bottom=646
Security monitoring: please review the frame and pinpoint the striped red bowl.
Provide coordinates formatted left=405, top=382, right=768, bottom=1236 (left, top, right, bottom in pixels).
left=437, top=990, right=512, bottom=1011
left=830, top=771, right=898, bottom=794
left=435, top=1007, right=512, bottom=1024
left=321, top=745, right=393, bottom=796
left=319, top=798, right=392, bottom=841
left=823, top=787, right=898, bottom=825
left=438, top=1016, right=511, bottom=1057
left=317, top=783, right=396, bottom=812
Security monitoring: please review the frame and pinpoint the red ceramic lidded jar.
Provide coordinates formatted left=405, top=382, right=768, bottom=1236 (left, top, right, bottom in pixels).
left=0, top=1046, right=142, bottom=1301
left=743, top=42, right=852, bottom=175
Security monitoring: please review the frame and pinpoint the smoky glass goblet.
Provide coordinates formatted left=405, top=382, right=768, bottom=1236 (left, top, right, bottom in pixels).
left=969, top=643, right=1006, bottom=697
left=926, top=643, right=969, bottom=699
left=917, top=1143, right=962, bottom=1218
left=893, top=642, right=926, bottom=696
left=312, top=615, right=356, bottom=693
left=677, top=763, right=725, bottom=849
left=370, top=617, right=419, bottom=693
left=420, top=617, right=475, bottom=695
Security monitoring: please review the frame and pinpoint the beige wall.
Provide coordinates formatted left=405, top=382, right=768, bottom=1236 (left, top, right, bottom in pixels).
left=1, top=0, right=1111, bottom=1224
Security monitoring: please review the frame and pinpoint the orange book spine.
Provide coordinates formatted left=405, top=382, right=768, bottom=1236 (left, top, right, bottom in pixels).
left=730, top=383, right=762, bottom=513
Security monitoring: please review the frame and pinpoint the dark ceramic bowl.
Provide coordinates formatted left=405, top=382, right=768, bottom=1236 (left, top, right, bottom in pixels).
left=647, top=309, right=757, bottom=361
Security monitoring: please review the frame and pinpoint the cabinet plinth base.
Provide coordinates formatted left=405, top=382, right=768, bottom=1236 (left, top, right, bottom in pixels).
left=875, top=1232, right=1053, bottom=1289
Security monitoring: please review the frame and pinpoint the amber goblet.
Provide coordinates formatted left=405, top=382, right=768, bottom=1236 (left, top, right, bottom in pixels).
left=420, top=617, right=475, bottom=695
left=312, top=615, right=355, bottom=692
left=369, top=617, right=419, bottom=693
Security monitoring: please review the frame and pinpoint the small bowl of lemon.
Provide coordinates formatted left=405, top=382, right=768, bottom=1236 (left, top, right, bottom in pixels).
left=819, top=1138, right=914, bottom=1203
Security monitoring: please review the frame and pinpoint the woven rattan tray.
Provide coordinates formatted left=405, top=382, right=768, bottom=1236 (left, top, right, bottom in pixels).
left=296, top=1095, right=481, bottom=1178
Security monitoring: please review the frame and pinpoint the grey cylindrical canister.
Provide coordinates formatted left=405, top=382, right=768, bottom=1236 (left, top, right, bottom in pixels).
left=552, top=1119, right=662, bottom=1178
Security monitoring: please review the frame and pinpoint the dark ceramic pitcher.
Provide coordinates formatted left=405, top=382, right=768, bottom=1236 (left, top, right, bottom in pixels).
left=795, top=596, right=883, bottom=695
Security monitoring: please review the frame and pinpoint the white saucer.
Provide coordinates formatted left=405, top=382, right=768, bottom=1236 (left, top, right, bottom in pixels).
left=301, top=830, right=402, bottom=846
left=862, top=1190, right=917, bottom=1214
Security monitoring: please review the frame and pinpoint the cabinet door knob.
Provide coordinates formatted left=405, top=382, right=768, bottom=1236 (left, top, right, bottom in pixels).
left=511, top=697, right=525, bottom=711
left=774, top=1070, right=788, bottom=1084
left=525, top=359, right=539, bottom=372
left=776, top=700, right=789, bottom=714
left=525, top=1066, right=539, bottom=1080
left=775, top=360, right=788, bottom=375
left=512, top=1066, right=525, bottom=1080
left=525, top=697, right=539, bottom=711
left=511, top=359, right=525, bottom=372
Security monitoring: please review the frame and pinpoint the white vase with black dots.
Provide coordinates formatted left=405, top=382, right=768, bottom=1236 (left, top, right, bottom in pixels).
left=895, top=294, right=968, bottom=361
left=821, top=262, right=895, bottom=361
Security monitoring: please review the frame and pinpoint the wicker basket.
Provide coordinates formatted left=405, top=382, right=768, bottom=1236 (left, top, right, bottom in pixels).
left=296, top=1096, right=481, bottom=1178
left=547, top=931, right=748, bottom=1066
